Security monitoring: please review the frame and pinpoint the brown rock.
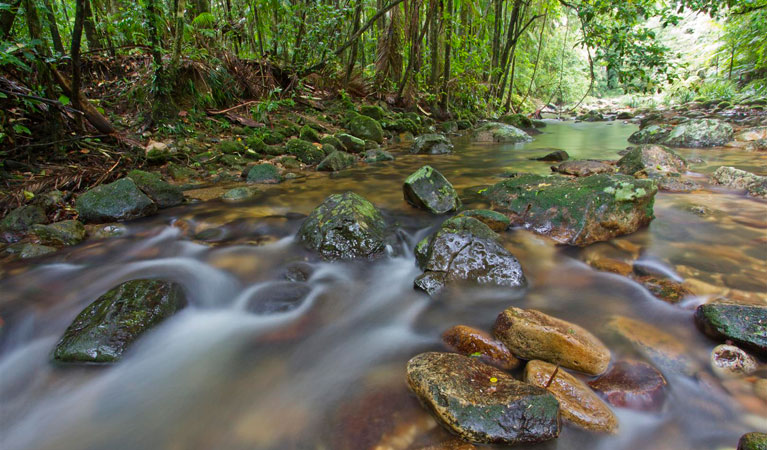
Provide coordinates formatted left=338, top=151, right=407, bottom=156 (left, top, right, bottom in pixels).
left=524, top=360, right=618, bottom=433
left=494, top=307, right=611, bottom=375
left=416, top=439, right=477, bottom=450
left=552, top=160, right=614, bottom=177
left=442, top=325, right=521, bottom=370
left=588, top=360, right=667, bottom=411
left=710, top=344, right=758, bottom=378
left=606, top=316, right=696, bottom=374
left=635, top=276, right=693, bottom=303
left=587, top=256, right=633, bottom=276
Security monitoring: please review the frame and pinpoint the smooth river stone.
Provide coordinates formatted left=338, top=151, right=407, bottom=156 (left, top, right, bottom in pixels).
left=442, top=325, right=521, bottom=370
left=588, top=360, right=667, bottom=411
left=710, top=344, right=758, bottom=378
left=493, top=307, right=611, bottom=375
left=551, top=160, right=614, bottom=177
left=606, top=316, right=696, bottom=374
left=695, top=303, right=767, bottom=358
left=524, top=360, right=618, bottom=433
left=406, top=352, right=560, bottom=445
left=738, top=432, right=767, bottom=450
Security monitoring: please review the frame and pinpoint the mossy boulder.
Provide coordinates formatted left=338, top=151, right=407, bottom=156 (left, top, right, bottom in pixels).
left=617, top=145, right=686, bottom=178
left=262, top=130, right=287, bottom=145
left=472, top=122, right=532, bottom=143
left=403, top=165, right=460, bottom=214
left=534, top=150, right=569, bottom=162
left=364, top=149, right=395, bottom=163
left=359, top=104, right=386, bottom=121
left=218, top=139, right=246, bottom=154
left=317, top=151, right=356, bottom=172
left=628, top=125, right=671, bottom=145
left=738, top=433, right=767, bottom=450
left=76, top=178, right=157, bottom=223
left=31, top=220, right=86, bottom=246
left=712, top=166, right=767, bottom=199
left=320, top=136, right=345, bottom=151
left=299, top=125, right=321, bottom=143
left=277, top=119, right=300, bottom=136
left=347, top=114, right=384, bottom=144
left=222, top=187, right=259, bottom=202
left=662, top=119, right=734, bottom=147
left=245, top=135, right=267, bottom=153
left=383, top=117, right=421, bottom=134
left=455, top=209, right=510, bottom=232
left=335, top=133, right=366, bottom=153
left=406, top=352, right=560, bottom=445
left=695, top=303, right=767, bottom=357
left=286, top=138, right=325, bottom=165
left=0, top=205, right=48, bottom=232
left=414, top=216, right=526, bottom=295
left=52, top=279, right=186, bottom=363
left=18, top=243, right=57, bottom=258
left=577, top=110, right=605, bottom=122
left=410, top=133, right=454, bottom=154
left=484, top=173, right=657, bottom=246
left=246, top=163, right=283, bottom=184
left=297, top=192, right=387, bottom=260
left=127, top=170, right=184, bottom=208
left=499, top=113, right=533, bottom=129
left=552, top=160, right=614, bottom=177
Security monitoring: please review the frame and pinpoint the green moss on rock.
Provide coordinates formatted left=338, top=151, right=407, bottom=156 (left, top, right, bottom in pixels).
left=347, top=114, right=384, bottom=144
left=127, top=170, right=184, bottom=208
left=286, top=138, right=325, bottom=165
left=403, top=165, right=460, bottom=214
left=246, top=163, right=283, bottom=183
left=299, top=125, right=321, bottom=143
left=335, top=133, right=366, bottom=153
left=317, top=151, right=356, bottom=172
left=31, top=220, right=86, bottom=246
left=0, top=205, right=48, bottom=232
left=76, top=178, right=157, bottom=223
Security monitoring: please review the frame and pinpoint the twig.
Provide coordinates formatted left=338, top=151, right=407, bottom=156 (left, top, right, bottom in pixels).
left=207, top=100, right=260, bottom=115
left=544, top=365, right=560, bottom=388
left=9, top=134, right=109, bottom=152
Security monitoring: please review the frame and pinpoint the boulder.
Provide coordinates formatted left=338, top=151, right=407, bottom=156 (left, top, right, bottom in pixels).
left=347, top=114, right=384, bottom=144
left=299, top=125, right=320, bottom=143
left=588, top=360, right=667, bottom=411
left=406, top=352, right=560, bottom=445
left=410, top=133, right=454, bottom=154
left=53, top=279, right=186, bottom=363
left=695, top=303, right=767, bottom=357
left=359, top=104, right=386, bottom=121
left=494, top=307, right=611, bottom=375
left=0, top=205, right=48, bottom=232
left=247, top=163, right=283, bottom=184
left=222, top=187, right=259, bottom=202
left=534, top=150, right=569, bottom=162
left=577, top=110, right=605, bottom=122
left=335, top=133, right=366, bottom=153
left=662, top=119, right=733, bottom=147
left=320, top=136, right=345, bottom=151
left=297, top=192, right=387, bottom=260
left=363, top=149, right=395, bottom=163
left=710, top=344, right=758, bottom=378
left=627, top=125, right=670, bottom=145
left=414, top=217, right=526, bottom=295
left=635, top=276, right=692, bottom=303
left=455, top=209, right=510, bottom=232
left=31, top=220, right=86, bottom=246
left=712, top=166, right=767, bottom=199
left=75, top=178, right=157, bottom=223
left=499, top=113, right=533, bottom=129
left=551, top=160, right=614, bottom=177
left=442, top=325, right=521, bottom=370
left=617, top=145, right=686, bottom=178
left=403, top=166, right=460, bottom=214
left=317, top=151, right=356, bottom=172
left=15, top=243, right=56, bottom=259
left=484, top=174, right=657, bottom=246
left=606, top=316, right=696, bottom=374
left=127, top=170, right=184, bottom=208
left=286, top=139, right=325, bottom=165
left=738, top=433, right=767, bottom=450
left=735, top=126, right=767, bottom=142
left=524, top=360, right=618, bottom=433
left=472, top=122, right=532, bottom=144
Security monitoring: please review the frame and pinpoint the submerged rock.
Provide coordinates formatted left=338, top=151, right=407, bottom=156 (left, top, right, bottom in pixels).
left=403, top=166, right=461, bottom=214
left=406, top=352, right=560, bottom=445
left=588, top=360, right=667, bottom=411
left=484, top=173, right=657, bottom=246
left=75, top=178, right=157, bottom=223
left=472, top=122, right=532, bottom=144
left=617, top=144, right=686, bottom=178
left=695, top=303, right=767, bottom=357
left=414, top=217, right=525, bottom=295
left=635, top=276, right=692, bottom=304
left=455, top=209, right=510, bottom=232
left=297, top=192, right=387, bottom=260
left=494, top=307, right=610, bottom=375
left=534, top=150, right=569, bottom=162
left=710, top=344, right=758, bottom=378
left=628, top=125, right=671, bottom=145
left=53, top=279, right=186, bottom=363
left=662, top=119, right=733, bottom=147
left=31, top=220, right=86, bottom=246
left=551, top=160, right=614, bottom=177
left=127, top=170, right=184, bottom=208
left=442, top=325, right=521, bottom=370
left=712, top=166, right=767, bottom=199
left=247, top=163, right=283, bottom=184
left=317, top=151, right=356, bottom=172
left=410, top=133, right=454, bottom=154
left=245, top=281, right=312, bottom=314
left=606, top=315, right=696, bottom=374
left=0, top=204, right=48, bottom=233
left=524, top=360, right=618, bottom=433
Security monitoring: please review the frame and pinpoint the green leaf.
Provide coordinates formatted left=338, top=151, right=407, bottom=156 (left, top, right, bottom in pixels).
left=58, top=95, right=70, bottom=106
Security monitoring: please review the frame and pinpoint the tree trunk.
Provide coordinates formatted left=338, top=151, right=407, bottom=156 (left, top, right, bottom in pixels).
left=83, top=0, right=101, bottom=50
left=0, top=0, right=21, bottom=39
left=428, top=0, right=440, bottom=101
left=71, top=0, right=85, bottom=130
left=344, top=1, right=363, bottom=86
left=172, top=0, right=186, bottom=69
left=438, top=0, right=451, bottom=117
left=42, top=0, right=65, bottom=54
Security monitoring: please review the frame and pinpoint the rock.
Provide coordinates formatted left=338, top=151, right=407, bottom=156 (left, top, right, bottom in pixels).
left=606, top=316, right=695, bottom=374
left=320, top=136, right=345, bottom=151
left=499, top=113, right=533, bottom=129
left=335, top=133, right=366, bottom=153
left=735, top=126, right=767, bottom=142
left=406, top=352, right=560, bottom=445
left=635, top=276, right=692, bottom=303
left=384, top=117, right=421, bottom=135
left=586, top=256, right=633, bottom=276
left=524, top=360, right=618, bottom=433
left=359, top=104, right=386, bottom=121
left=662, top=119, right=734, bottom=147
left=144, top=140, right=171, bottom=163
left=755, top=379, right=767, bottom=402
left=347, top=114, right=384, bottom=144
left=738, top=433, right=767, bottom=450
left=551, top=160, right=614, bottom=177
left=414, top=217, right=525, bottom=295
left=53, top=279, right=186, bottom=363
left=617, top=144, right=686, bottom=178
left=655, top=177, right=701, bottom=193
left=299, top=125, right=320, bottom=143
left=297, top=192, right=387, bottom=260
left=484, top=173, right=657, bottom=246
left=442, top=325, right=521, bottom=370
left=455, top=209, right=510, bottom=232
left=588, top=360, right=667, bottom=411
left=31, top=220, right=86, bottom=246
left=75, top=178, right=157, bottom=223
left=472, top=122, right=532, bottom=144
left=712, top=166, right=767, bottom=199
left=403, top=166, right=461, bottom=214
left=695, top=303, right=767, bottom=357
left=262, top=130, right=286, bottom=145
left=127, top=170, right=184, bottom=208
left=534, top=150, right=569, bottom=162
left=617, top=111, right=634, bottom=120
left=218, top=139, right=246, bottom=154
left=411, top=133, right=454, bottom=154
left=222, top=187, right=259, bottom=202
left=317, top=151, right=356, bottom=172
left=0, top=205, right=48, bottom=232
left=494, top=307, right=611, bottom=375
left=247, top=163, right=283, bottom=184
left=628, top=125, right=671, bottom=145
left=245, top=135, right=267, bottom=154
left=577, top=110, right=605, bottom=122
left=286, top=139, right=325, bottom=165
left=711, top=344, right=758, bottom=378
left=17, top=243, right=56, bottom=259
left=245, top=281, right=311, bottom=314
left=363, top=149, right=394, bottom=163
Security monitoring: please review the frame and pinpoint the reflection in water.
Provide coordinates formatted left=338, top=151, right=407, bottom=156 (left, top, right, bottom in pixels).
left=0, top=120, right=765, bottom=450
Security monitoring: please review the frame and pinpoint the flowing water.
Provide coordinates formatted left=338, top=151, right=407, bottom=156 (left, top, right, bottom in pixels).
left=1, top=121, right=765, bottom=450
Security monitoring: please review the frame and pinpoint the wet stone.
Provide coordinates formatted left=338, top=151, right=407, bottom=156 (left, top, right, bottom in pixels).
left=442, top=325, right=521, bottom=370
left=710, top=344, right=758, bottom=379
left=662, top=118, right=734, bottom=148
left=534, top=150, right=569, bottom=162
left=586, top=256, right=633, bottom=276
left=16, top=243, right=57, bottom=259
left=245, top=281, right=312, bottom=314
left=0, top=205, right=48, bottom=233
left=738, top=432, right=767, bottom=450
left=635, top=276, right=692, bottom=304
left=695, top=303, right=767, bottom=357
left=403, top=166, right=461, bottom=215
left=712, top=166, right=767, bottom=199
left=406, top=352, right=560, bottom=445
left=31, top=220, right=86, bottom=246
left=588, top=360, right=667, bottom=411
left=127, top=170, right=185, bottom=208
left=411, top=134, right=454, bottom=155
left=606, top=316, right=696, bottom=374
left=551, top=160, right=614, bottom=177
left=317, top=151, right=356, bottom=172
left=494, top=307, right=611, bottom=375
left=472, top=122, right=532, bottom=144
left=75, top=178, right=157, bottom=223
left=524, top=360, right=618, bottom=433
left=222, top=187, right=259, bottom=202
left=454, top=209, right=510, bottom=232
left=283, top=261, right=315, bottom=282
left=616, top=144, right=687, bottom=177
left=247, top=163, right=283, bottom=184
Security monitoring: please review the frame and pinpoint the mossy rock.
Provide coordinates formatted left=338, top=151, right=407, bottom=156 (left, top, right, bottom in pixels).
left=0, top=205, right=48, bottom=232
left=347, top=114, right=384, bottom=144
left=52, top=279, right=186, bottom=363
left=76, top=178, right=157, bottom=223
left=218, top=140, right=246, bottom=154
left=320, top=136, right=345, bottom=151
left=279, top=157, right=302, bottom=170
left=738, top=432, right=767, bottom=450
left=246, top=163, right=283, bottom=184
left=335, top=133, right=366, bottom=153
left=277, top=119, right=300, bottom=136
left=264, top=145, right=285, bottom=156
left=577, top=110, right=605, bottom=122
left=662, top=119, right=734, bottom=148
left=220, top=154, right=248, bottom=167
left=439, top=121, right=458, bottom=133
left=617, top=145, right=686, bottom=178
left=628, top=125, right=671, bottom=145
left=299, top=125, right=321, bottom=143
left=359, top=104, right=386, bottom=121
left=383, top=118, right=421, bottom=134
left=31, top=220, right=86, bottom=246
left=222, top=187, right=259, bottom=202
left=484, top=173, right=657, bottom=246
left=321, top=143, right=337, bottom=156
left=456, top=119, right=472, bottom=130
left=262, top=130, right=287, bottom=145
left=127, top=170, right=184, bottom=208
left=167, top=163, right=197, bottom=181
left=499, top=113, right=533, bottom=129
left=403, top=165, right=460, bottom=214
left=317, top=151, right=356, bottom=172
left=532, top=119, right=547, bottom=128
left=285, top=138, right=325, bottom=165
left=411, top=133, right=454, bottom=154
left=455, top=209, right=510, bottom=232
left=695, top=303, right=767, bottom=357
left=245, top=135, right=267, bottom=153
left=364, top=149, right=395, bottom=163
left=297, top=192, right=387, bottom=260
left=472, top=122, right=532, bottom=143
